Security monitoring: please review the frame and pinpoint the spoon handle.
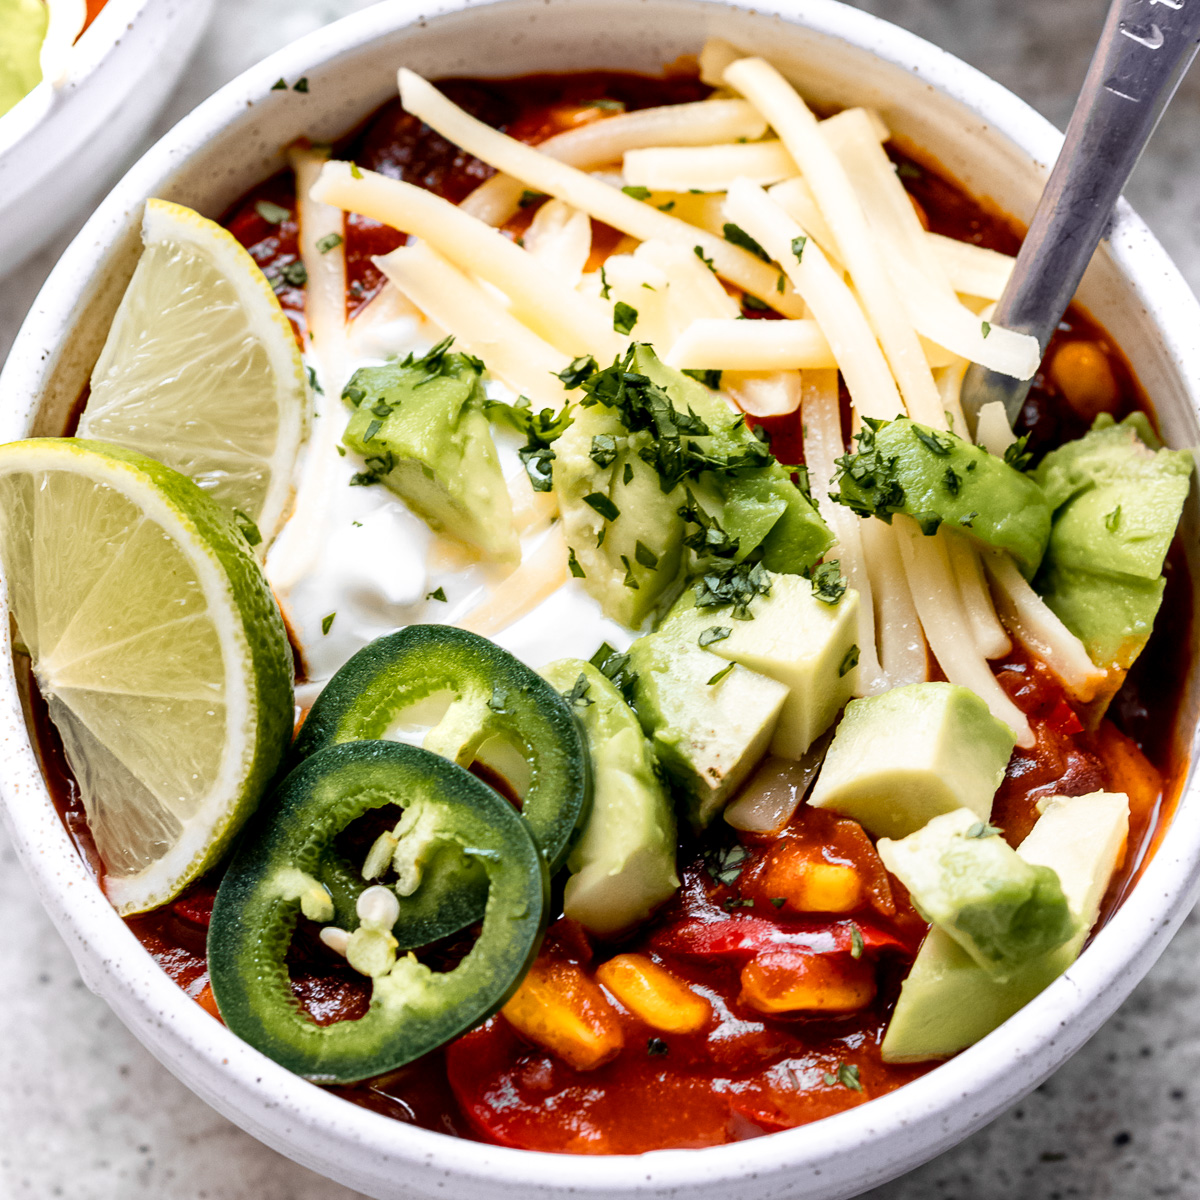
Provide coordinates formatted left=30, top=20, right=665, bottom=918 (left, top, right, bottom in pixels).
left=960, top=0, right=1200, bottom=430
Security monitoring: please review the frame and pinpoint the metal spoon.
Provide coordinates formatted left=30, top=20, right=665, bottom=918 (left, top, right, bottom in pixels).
left=960, top=0, right=1200, bottom=433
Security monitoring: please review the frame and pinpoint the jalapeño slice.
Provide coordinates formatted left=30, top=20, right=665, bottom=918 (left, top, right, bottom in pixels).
left=208, top=740, right=548, bottom=1084
left=292, top=625, right=591, bottom=947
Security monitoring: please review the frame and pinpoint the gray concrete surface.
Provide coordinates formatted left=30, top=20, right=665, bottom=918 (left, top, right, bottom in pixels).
left=3, top=0, right=1200, bottom=1196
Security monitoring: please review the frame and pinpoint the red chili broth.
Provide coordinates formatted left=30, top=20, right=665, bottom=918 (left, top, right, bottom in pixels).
left=20, top=68, right=1194, bottom=1153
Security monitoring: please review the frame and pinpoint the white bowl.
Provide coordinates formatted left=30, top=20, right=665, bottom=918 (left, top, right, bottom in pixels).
left=2, top=1, right=1199, bottom=1196
left=0, top=0, right=215, bottom=276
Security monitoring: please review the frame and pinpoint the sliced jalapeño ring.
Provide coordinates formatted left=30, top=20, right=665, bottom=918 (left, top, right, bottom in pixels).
left=208, top=740, right=548, bottom=1084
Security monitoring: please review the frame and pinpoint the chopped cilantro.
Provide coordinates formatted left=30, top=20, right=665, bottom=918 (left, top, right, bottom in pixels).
left=849, top=923, right=864, bottom=959
left=742, top=294, right=771, bottom=312
left=708, top=662, right=735, bottom=686
left=255, top=199, right=290, bottom=225
left=316, top=232, right=343, bottom=253
left=706, top=842, right=749, bottom=885
left=487, top=686, right=509, bottom=714
left=518, top=189, right=545, bottom=208
left=1003, top=433, right=1033, bottom=472
left=292, top=77, right=309, bottom=93
left=657, top=200, right=676, bottom=212
left=1105, top=505, right=1122, bottom=532
left=635, top=540, right=659, bottom=570
left=622, top=185, right=652, bottom=200
left=584, top=492, right=620, bottom=521
left=306, top=365, right=323, bottom=395
left=620, top=554, right=640, bottom=589
left=567, top=547, right=586, bottom=578
left=838, top=644, right=860, bottom=677
left=321, top=612, right=336, bottom=635
left=349, top=451, right=396, bottom=487
left=959, top=511, right=978, bottom=527
left=770, top=896, right=786, bottom=909
left=270, top=78, right=288, bottom=91
left=599, top=265, right=611, bottom=299
left=694, top=560, right=772, bottom=621
left=981, top=319, right=992, bottom=339
left=349, top=162, right=363, bottom=180
left=792, top=235, right=808, bottom=262
left=590, top=642, right=638, bottom=704
left=698, top=625, right=731, bottom=648
left=913, top=426, right=954, bottom=456
left=682, top=368, right=722, bottom=390
left=944, top=465, right=962, bottom=495
left=425, top=586, right=447, bottom=602
left=966, top=821, right=1003, bottom=839
left=723, top=222, right=770, bottom=262
left=557, top=355, right=598, bottom=388
left=362, top=418, right=383, bottom=443
left=589, top=433, right=619, bottom=468
left=281, top=259, right=308, bottom=287
left=810, top=560, right=847, bottom=604
left=613, top=301, right=639, bottom=335
left=694, top=245, right=717, bottom=273
left=824, top=1063, right=862, bottom=1092
left=565, top=673, right=593, bottom=708
left=622, top=461, right=633, bottom=486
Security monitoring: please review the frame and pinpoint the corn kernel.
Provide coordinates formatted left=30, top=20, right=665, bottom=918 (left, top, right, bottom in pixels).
left=740, top=950, right=876, bottom=1015
left=764, top=845, right=864, bottom=913
left=595, top=954, right=712, bottom=1035
left=502, top=956, right=624, bottom=1070
left=1050, top=340, right=1120, bottom=420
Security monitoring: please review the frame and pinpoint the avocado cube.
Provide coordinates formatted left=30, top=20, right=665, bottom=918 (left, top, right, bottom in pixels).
left=834, top=416, right=1052, bottom=576
left=541, top=660, right=679, bottom=934
left=660, top=574, right=859, bottom=759
left=1033, top=414, right=1192, bottom=672
left=342, top=350, right=518, bottom=562
left=877, top=807, right=1076, bottom=980
left=628, top=627, right=788, bottom=829
left=553, top=403, right=686, bottom=628
left=808, top=682, right=1017, bottom=839
left=881, top=791, right=1129, bottom=1062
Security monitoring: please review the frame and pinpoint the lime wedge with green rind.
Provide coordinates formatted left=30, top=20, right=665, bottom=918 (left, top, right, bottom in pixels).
left=79, top=198, right=310, bottom=548
left=0, top=437, right=294, bottom=914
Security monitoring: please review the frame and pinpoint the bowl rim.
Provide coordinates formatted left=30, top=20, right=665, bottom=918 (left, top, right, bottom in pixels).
left=2, top=0, right=1199, bottom=1192
left=0, top=0, right=162, bottom=156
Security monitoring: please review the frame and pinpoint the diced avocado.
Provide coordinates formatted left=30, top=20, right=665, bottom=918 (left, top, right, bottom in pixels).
left=553, top=402, right=685, bottom=627
left=541, top=659, right=679, bottom=934
left=342, top=343, right=518, bottom=562
left=882, top=791, right=1129, bottom=1062
left=552, top=348, right=833, bottom=627
left=834, top=416, right=1051, bottom=576
left=808, top=682, right=1017, bottom=839
left=658, top=573, right=859, bottom=759
left=1033, top=414, right=1192, bottom=672
left=628, top=626, right=788, bottom=829
left=631, top=346, right=833, bottom=572
left=877, top=808, right=1076, bottom=980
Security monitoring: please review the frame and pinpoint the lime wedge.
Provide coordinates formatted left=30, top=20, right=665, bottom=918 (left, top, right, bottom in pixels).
left=0, top=438, right=294, bottom=914
left=78, top=198, right=310, bottom=546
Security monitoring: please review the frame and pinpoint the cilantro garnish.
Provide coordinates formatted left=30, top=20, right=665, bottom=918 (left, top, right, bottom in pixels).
left=518, top=189, right=545, bottom=208
left=706, top=842, right=748, bottom=885
left=620, top=554, right=640, bottom=589
left=810, top=560, right=847, bottom=604
left=349, top=451, right=396, bottom=487
left=270, top=78, right=288, bottom=91
left=682, top=368, right=722, bottom=390
left=584, top=492, right=620, bottom=521
left=349, top=162, right=363, bottom=180
left=838, top=643, right=860, bottom=677
left=590, top=642, right=638, bottom=704
left=255, top=200, right=290, bottom=225
left=567, top=547, right=586, bottom=578
left=742, top=294, right=772, bottom=312
left=599, top=265, right=611, bottom=299
left=1105, top=505, right=1122, bottom=532
left=589, top=434, right=619, bottom=468
left=281, top=260, right=307, bottom=287
left=425, top=586, right=447, bottom=602
left=1003, top=434, right=1033, bottom=472
left=316, top=232, right=343, bottom=253
left=698, top=625, right=731, bottom=648
left=306, top=365, right=323, bottom=395
left=622, top=185, right=652, bottom=200
left=944, top=465, right=962, bottom=495
left=694, top=560, right=772, bottom=621
left=913, top=426, right=954, bottom=456
left=966, top=821, right=1003, bottom=839
left=723, top=222, right=770, bottom=262
left=557, top=355, right=597, bottom=388
left=487, top=686, right=509, bottom=714
left=565, top=674, right=593, bottom=708
left=824, top=1063, right=863, bottom=1092
left=658, top=200, right=676, bottom=212
left=613, top=301, right=639, bottom=335
left=694, top=245, right=717, bottom=273
left=832, top=418, right=906, bottom=520
left=981, top=319, right=992, bottom=339
left=635, top=541, right=659, bottom=570
left=293, top=77, right=309, bottom=93
left=321, top=612, right=336, bottom=635
left=792, top=235, right=808, bottom=262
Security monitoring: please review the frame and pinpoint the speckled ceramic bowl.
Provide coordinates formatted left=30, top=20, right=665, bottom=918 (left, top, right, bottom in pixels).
left=0, top=0, right=215, bottom=276
left=1, top=0, right=1198, bottom=1196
